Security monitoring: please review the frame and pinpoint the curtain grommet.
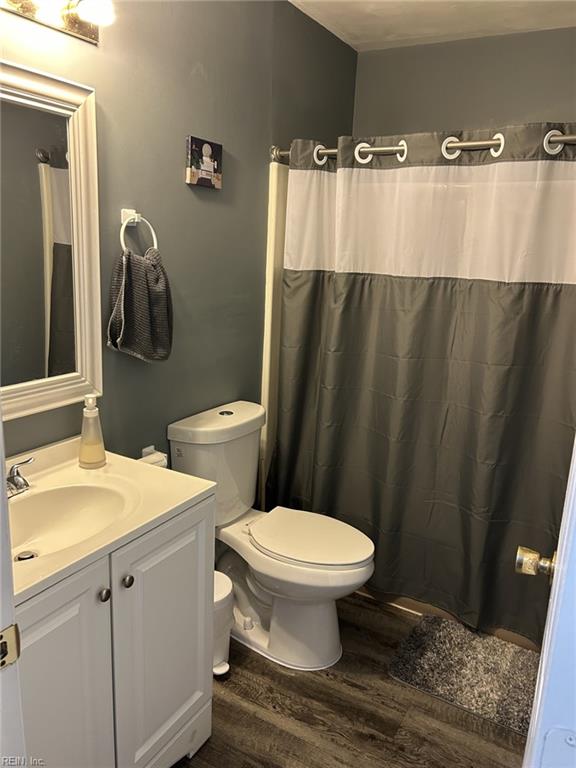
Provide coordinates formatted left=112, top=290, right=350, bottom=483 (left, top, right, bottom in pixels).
left=313, top=144, right=328, bottom=166
left=543, top=129, right=564, bottom=156
left=396, top=139, right=408, bottom=163
left=490, top=132, right=505, bottom=158
left=354, top=142, right=374, bottom=165
left=441, top=136, right=461, bottom=160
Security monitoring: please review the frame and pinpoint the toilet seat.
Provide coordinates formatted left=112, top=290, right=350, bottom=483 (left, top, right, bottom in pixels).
left=248, top=506, right=374, bottom=570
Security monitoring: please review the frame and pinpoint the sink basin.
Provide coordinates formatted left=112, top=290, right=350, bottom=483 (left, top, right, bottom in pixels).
left=10, top=485, right=132, bottom=559
left=8, top=439, right=215, bottom=602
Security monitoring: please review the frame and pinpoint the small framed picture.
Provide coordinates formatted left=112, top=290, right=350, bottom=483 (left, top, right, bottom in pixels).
left=185, top=136, right=222, bottom=190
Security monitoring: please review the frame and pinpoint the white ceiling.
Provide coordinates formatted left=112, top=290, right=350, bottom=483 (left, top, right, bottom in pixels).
left=290, top=0, right=576, bottom=52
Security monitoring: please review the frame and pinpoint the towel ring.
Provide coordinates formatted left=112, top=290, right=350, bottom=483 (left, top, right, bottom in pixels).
left=120, top=215, right=158, bottom=251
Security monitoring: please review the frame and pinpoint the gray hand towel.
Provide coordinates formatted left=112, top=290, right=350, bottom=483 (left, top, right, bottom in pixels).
left=107, top=247, right=173, bottom=361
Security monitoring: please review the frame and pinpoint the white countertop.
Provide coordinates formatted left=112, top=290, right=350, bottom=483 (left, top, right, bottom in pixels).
left=7, top=437, right=215, bottom=604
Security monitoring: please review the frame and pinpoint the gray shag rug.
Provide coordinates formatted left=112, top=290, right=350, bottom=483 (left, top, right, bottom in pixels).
left=389, top=616, right=539, bottom=735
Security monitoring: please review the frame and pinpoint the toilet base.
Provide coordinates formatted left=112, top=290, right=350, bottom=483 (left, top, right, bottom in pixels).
left=231, top=597, right=343, bottom=671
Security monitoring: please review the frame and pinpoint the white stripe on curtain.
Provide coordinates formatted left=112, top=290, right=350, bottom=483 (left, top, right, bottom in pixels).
left=284, top=167, right=336, bottom=273
left=284, top=161, right=576, bottom=284
left=50, top=168, right=71, bottom=246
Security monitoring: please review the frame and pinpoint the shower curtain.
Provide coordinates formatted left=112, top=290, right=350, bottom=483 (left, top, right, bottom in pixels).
left=268, top=124, right=576, bottom=643
left=38, top=147, right=75, bottom=377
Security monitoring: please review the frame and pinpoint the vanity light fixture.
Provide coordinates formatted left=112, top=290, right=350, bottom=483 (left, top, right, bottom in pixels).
left=1, top=0, right=115, bottom=43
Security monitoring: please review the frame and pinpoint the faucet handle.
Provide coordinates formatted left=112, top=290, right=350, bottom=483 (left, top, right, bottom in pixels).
left=8, top=457, right=35, bottom=479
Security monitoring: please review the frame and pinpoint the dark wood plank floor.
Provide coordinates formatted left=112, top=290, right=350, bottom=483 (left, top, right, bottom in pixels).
left=179, top=594, right=526, bottom=768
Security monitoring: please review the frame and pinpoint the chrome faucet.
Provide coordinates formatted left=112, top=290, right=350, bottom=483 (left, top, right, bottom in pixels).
left=6, top=457, right=35, bottom=498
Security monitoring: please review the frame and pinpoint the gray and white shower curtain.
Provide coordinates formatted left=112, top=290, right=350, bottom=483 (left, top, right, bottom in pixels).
left=38, top=147, right=75, bottom=377
left=269, top=124, right=576, bottom=643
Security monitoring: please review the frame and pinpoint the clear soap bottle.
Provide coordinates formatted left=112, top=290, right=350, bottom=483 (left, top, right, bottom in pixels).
left=79, top=395, right=106, bottom=469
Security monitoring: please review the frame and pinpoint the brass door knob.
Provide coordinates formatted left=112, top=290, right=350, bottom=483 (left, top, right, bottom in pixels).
left=516, top=546, right=557, bottom=584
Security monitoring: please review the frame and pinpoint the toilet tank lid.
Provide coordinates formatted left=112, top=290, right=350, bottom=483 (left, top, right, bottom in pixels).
left=168, top=401, right=266, bottom=445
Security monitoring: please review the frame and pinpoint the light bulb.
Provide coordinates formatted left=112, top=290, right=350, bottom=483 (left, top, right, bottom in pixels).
left=76, top=0, right=115, bottom=26
left=34, top=0, right=65, bottom=27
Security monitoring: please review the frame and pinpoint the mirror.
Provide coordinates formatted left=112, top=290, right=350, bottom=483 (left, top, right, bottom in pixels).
left=0, top=61, right=102, bottom=420
left=1, top=102, right=75, bottom=386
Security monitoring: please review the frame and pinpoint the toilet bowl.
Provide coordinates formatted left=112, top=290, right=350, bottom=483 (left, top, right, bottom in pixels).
left=168, top=401, right=375, bottom=671
left=217, top=507, right=373, bottom=669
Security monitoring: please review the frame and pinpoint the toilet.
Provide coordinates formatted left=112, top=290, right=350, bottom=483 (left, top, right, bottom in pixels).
left=168, top=401, right=374, bottom=671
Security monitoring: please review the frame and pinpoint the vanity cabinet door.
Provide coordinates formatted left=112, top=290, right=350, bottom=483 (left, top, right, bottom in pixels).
left=16, top=558, right=115, bottom=768
left=111, top=501, right=214, bottom=768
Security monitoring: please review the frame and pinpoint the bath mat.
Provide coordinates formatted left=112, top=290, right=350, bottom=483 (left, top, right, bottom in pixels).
left=389, top=616, right=539, bottom=735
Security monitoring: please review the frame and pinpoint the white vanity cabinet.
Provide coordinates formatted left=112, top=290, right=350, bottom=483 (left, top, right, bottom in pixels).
left=16, top=557, right=116, bottom=768
left=111, top=501, right=213, bottom=768
left=16, top=498, right=214, bottom=768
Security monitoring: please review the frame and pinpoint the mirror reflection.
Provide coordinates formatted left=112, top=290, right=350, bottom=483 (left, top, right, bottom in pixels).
left=1, top=101, right=76, bottom=387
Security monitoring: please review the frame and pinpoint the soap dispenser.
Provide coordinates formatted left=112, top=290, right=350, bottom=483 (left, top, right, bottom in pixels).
left=79, top=395, right=106, bottom=469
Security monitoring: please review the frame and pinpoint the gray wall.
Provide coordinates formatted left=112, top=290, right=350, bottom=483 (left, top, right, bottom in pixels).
left=1, top=104, right=68, bottom=386
left=2, top=1, right=356, bottom=458
left=270, top=2, right=356, bottom=147
left=354, top=27, right=576, bottom=135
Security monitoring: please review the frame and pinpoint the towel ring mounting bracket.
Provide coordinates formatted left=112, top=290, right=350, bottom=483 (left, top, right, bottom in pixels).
left=120, top=208, right=158, bottom=250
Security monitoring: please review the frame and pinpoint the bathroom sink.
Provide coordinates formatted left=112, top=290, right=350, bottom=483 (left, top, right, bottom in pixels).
left=7, top=438, right=215, bottom=602
left=10, top=485, right=132, bottom=559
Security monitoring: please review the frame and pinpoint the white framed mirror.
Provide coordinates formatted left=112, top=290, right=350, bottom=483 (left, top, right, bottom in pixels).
left=0, top=60, right=102, bottom=420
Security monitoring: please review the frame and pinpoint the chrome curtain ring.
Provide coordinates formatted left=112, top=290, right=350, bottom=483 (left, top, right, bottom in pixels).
left=354, top=142, right=374, bottom=165
left=543, top=129, right=564, bottom=156
left=313, top=144, right=328, bottom=166
left=442, top=136, right=461, bottom=160
left=396, top=139, right=408, bottom=163
left=490, top=132, right=505, bottom=158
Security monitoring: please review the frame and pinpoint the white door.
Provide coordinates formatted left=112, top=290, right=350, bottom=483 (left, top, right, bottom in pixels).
left=0, top=418, right=26, bottom=761
left=111, top=502, right=214, bottom=768
left=523, top=438, right=576, bottom=768
left=16, top=558, right=115, bottom=768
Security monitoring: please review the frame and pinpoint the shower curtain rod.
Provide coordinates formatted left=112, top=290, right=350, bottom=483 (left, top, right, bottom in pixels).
left=270, top=133, right=576, bottom=162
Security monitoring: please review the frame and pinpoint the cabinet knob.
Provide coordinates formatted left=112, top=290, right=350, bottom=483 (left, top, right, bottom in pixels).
left=98, top=588, right=112, bottom=603
left=122, top=574, right=135, bottom=589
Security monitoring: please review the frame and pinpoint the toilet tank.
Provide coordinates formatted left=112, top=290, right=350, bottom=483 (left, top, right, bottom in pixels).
left=168, top=401, right=266, bottom=527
